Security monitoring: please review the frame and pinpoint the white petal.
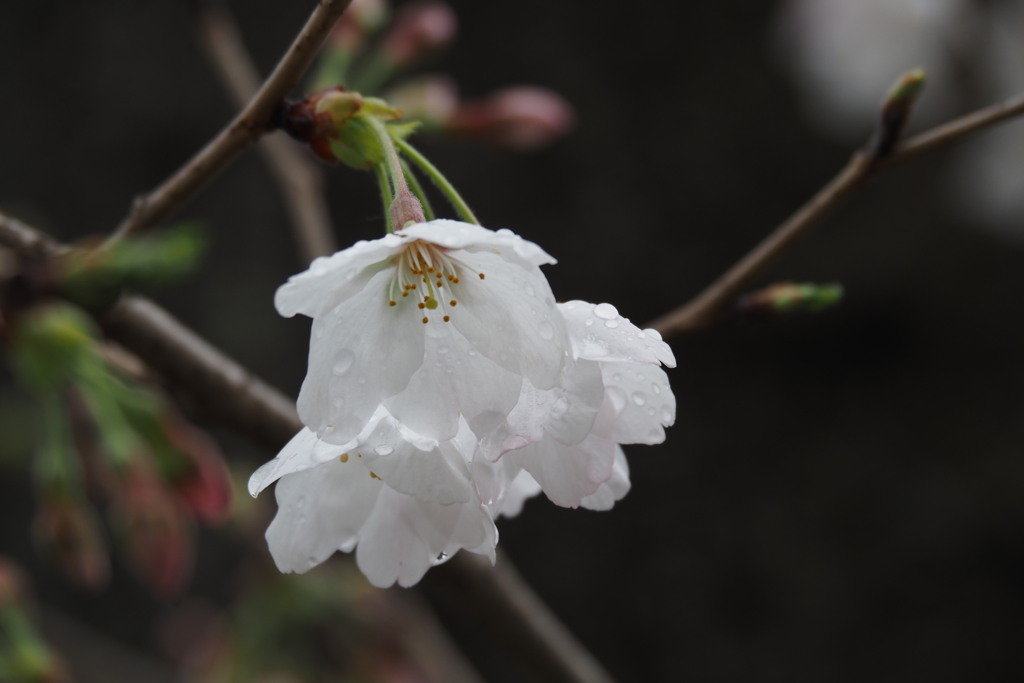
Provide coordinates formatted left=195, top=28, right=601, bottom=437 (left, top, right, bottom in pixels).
left=298, top=269, right=426, bottom=444
left=383, top=315, right=521, bottom=442
left=265, top=459, right=382, bottom=573
left=249, top=428, right=355, bottom=497
left=580, top=446, right=631, bottom=511
left=477, top=358, right=603, bottom=461
left=358, top=414, right=474, bottom=505
left=599, top=363, right=676, bottom=445
left=401, top=219, right=556, bottom=267
left=449, top=249, right=567, bottom=389
left=494, top=468, right=542, bottom=519
left=275, top=234, right=406, bottom=318
left=559, top=300, right=676, bottom=368
left=507, top=431, right=618, bottom=509
left=355, top=488, right=497, bottom=588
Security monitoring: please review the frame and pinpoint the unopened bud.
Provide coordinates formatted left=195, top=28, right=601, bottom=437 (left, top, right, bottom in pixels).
left=380, top=1, right=457, bottom=67
left=111, top=461, right=193, bottom=598
left=33, top=496, right=110, bottom=590
left=872, top=68, right=926, bottom=158
left=278, top=87, right=364, bottom=163
left=448, top=86, right=575, bottom=151
left=739, top=282, right=844, bottom=317
left=384, top=75, right=458, bottom=128
left=160, top=413, right=232, bottom=524
left=331, top=0, right=389, bottom=52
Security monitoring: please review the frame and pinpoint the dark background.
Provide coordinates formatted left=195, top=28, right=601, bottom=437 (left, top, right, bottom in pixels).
left=2, top=1, right=1024, bottom=681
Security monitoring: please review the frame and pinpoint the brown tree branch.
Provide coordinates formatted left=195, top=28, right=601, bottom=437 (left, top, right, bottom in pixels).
left=0, top=211, right=618, bottom=683
left=193, top=2, right=337, bottom=263
left=106, top=0, right=353, bottom=245
left=650, top=90, right=1024, bottom=339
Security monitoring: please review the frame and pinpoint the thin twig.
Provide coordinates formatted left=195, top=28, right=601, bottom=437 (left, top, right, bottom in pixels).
left=193, top=2, right=337, bottom=263
left=106, top=0, right=353, bottom=246
left=0, top=211, right=620, bottom=683
left=650, top=90, right=1024, bottom=339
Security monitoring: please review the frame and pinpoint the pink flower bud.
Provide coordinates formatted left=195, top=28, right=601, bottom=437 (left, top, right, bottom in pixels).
left=384, top=74, right=458, bottom=127
left=32, top=496, right=110, bottom=590
left=161, top=413, right=233, bottom=524
left=331, top=0, right=389, bottom=52
left=448, top=86, right=575, bottom=151
left=110, top=461, right=193, bottom=598
left=380, top=1, right=457, bottom=67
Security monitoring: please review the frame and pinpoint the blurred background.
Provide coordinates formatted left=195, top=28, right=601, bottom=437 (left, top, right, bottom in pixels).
left=1, top=0, right=1024, bottom=681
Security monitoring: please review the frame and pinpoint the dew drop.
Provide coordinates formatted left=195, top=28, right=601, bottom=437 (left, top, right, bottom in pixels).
left=646, top=407, right=656, bottom=416
left=661, top=407, right=674, bottom=423
left=585, top=318, right=594, bottom=326
left=631, top=392, right=646, bottom=406
left=594, top=302, right=618, bottom=320
left=332, top=350, right=355, bottom=375
left=580, top=334, right=610, bottom=358
left=645, top=328, right=663, bottom=341
left=437, top=345, right=450, bottom=355
left=525, top=284, right=536, bottom=297
left=538, top=321, right=554, bottom=340
left=612, top=373, right=622, bottom=382
left=374, top=445, right=394, bottom=456
left=651, top=383, right=662, bottom=395
left=604, top=319, right=619, bottom=329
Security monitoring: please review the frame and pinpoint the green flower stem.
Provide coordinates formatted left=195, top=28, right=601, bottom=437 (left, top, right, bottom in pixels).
left=36, top=391, right=78, bottom=495
left=364, top=115, right=425, bottom=229
left=374, top=162, right=395, bottom=233
left=394, top=138, right=479, bottom=224
left=402, top=159, right=436, bottom=221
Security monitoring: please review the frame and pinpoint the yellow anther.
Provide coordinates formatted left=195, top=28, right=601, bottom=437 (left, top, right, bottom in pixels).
left=449, top=299, right=457, bottom=306
left=479, top=273, right=486, bottom=280
left=443, top=315, right=451, bottom=322
left=340, top=453, right=349, bottom=463
left=389, top=300, right=397, bottom=307
left=418, top=302, right=426, bottom=309
left=422, top=316, right=429, bottom=324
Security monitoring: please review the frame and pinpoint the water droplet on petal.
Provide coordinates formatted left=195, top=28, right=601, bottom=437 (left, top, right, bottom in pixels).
left=604, top=319, right=619, bottom=329
left=645, top=328, right=663, bottom=341
left=538, top=321, right=554, bottom=340
left=594, top=303, right=618, bottom=320
left=332, top=350, right=355, bottom=375
left=525, top=284, right=536, bottom=297
left=437, top=345, right=450, bottom=355
left=374, top=445, right=394, bottom=456
left=652, top=383, right=662, bottom=395
left=661, top=407, right=674, bottom=423
left=585, top=318, right=594, bottom=326
left=631, top=392, right=646, bottom=406
left=646, top=407, right=656, bottom=416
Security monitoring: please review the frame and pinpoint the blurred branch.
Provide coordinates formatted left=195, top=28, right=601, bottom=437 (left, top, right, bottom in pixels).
left=0, top=211, right=619, bottom=683
left=651, top=89, right=1024, bottom=339
left=193, top=1, right=337, bottom=263
left=106, top=0, right=353, bottom=246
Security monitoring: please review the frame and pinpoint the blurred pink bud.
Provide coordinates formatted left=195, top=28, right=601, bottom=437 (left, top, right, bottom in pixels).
left=111, top=462, right=193, bottom=598
left=0, top=557, right=24, bottom=604
left=384, top=74, right=458, bottom=127
left=33, top=496, right=110, bottom=590
left=161, top=413, right=233, bottom=524
left=331, top=0, right=389, bottom=52
left=380, top=1, right=457, bottom=67
left=448, top=86, right=575, bottom=151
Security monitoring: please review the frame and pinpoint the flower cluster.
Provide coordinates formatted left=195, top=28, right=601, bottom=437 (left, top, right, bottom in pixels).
left=250, top=220, right=675, bottom=587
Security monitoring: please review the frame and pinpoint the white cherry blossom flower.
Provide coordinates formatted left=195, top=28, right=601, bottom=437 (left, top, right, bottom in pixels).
left=480, top=300, right=676, bottom=509
left=249, top=417, right=497, bottom=588
left=276, top=219, right=568, bottom=446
